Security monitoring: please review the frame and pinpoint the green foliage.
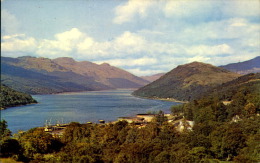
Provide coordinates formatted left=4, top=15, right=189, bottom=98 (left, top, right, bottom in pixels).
left=0, top=84, right=37, bottom=108
left=0, top=120, right=23, bottom=160
left=171, top=104, right=183, bottom=115
left=18, top=128, right=63, bottom=159
left=154, top=110, right=168, bottom=126
left=1, top=114, right=259, bottom=162
left=0, top=120, right=11, bottom=139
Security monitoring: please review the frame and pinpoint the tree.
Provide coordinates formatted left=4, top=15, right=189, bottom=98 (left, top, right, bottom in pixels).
left=244, top=102, right=256, bottom=116
left=0, top=120, right=22, bottom=158
left=154, top=110, right=168, bottom=126
left=171, top=104, right=183, bottom=116
left=0, top=120, right=11, bottom=140
left=221, top=124, right=246, bottom=160
left=234, top=133, right=260, bottom=162
left=19, top=128, right=62, bottom=159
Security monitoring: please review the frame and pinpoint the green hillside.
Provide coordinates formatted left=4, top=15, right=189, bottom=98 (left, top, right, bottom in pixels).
left=133, top=62, right=240, bottom=101
left=177, top=73, right=260, bottom=122
left=0, top=84, right=37, bottom=109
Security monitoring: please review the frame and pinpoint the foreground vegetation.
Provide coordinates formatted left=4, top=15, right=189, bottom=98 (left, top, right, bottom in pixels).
left=0, top=84, right=37, bottom=109
left=1, top=114, right=259, bottom=163
left=1, top=74, right=259, bottom=162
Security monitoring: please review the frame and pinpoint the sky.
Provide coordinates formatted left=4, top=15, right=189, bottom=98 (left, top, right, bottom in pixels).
left=1, top=0, right=260, bottom=76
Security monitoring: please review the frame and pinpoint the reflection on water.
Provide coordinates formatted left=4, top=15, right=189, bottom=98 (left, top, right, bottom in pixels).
left=2, top=89, right=179, bottom=134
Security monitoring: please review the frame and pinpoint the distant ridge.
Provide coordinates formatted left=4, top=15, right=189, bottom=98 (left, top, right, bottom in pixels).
left=53, top=57, right=148, bottom=88
left=220, top=56, right=260, bottom=74
left=1, top=56, right=149, bottom=94
left=141, top=73, right=165, bottom=82
left=133, top=62, right=240, bottom=101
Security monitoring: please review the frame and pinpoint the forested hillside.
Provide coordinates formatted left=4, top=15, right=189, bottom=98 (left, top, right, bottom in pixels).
left=0, top=84, right=37, bottom=109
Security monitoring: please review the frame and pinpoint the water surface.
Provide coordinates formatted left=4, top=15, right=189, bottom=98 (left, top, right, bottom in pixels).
left=2, top=89, right=179, bottom=133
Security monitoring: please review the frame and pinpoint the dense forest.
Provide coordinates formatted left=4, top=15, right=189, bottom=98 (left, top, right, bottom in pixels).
left=0, top=84, right=37, bottom=109
left=1, top=74, right=260, bottom=162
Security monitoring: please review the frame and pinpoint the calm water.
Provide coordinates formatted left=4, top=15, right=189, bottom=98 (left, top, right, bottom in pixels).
left=2, top=89, right=179, bottom=134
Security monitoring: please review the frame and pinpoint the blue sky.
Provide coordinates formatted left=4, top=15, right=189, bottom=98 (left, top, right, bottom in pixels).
left=1, top=0, right=260, bottom=76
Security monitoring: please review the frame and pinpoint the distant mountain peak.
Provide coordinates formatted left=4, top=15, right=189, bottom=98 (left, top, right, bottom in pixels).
left=17, top=56, right=36, bottom=59
left=182, top=61, right=217, bottom=68
left=54, top=57, right=76, bottom=64
left=220, top=56, right=260, bottom=74
left=100, top=63, right=111, bottom=66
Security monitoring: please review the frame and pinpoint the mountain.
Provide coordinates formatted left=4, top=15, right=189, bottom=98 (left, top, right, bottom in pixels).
left=1, top=56, right=149, bottom=94
left=0, top=84, right=37, bottom=109
left=53, top=57, right=148, bottom=88
left=132, top=62, right=240, bottom=101
left=220, top=56, right=260, bottom=74
left=141, top=73, right=165, bottom=82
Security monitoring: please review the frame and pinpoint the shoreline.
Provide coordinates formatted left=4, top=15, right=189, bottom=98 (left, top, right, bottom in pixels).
left=132, top=94, right=188, bottom=103
left=53, top=88, right=139, bottom=95
left=1, top=102, right=38, bottom=110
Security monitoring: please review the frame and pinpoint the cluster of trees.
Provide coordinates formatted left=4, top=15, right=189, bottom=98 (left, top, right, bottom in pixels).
left=1, top=113, right=259, bottom=162
left=0, top=84, right=37, bottom=109
left=177, top=74, right=260, bottom=123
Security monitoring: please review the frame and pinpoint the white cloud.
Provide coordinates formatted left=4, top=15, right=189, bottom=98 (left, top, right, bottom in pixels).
left=113, top=0, right=155, bottom=24
left=95, top=57, right=157, bottom=67
left=126, top=68, right=164, bottom=76
left=1, top=34, right=37, bottom=52
left=223, top=1, right=260, bottom=17
left=36, top=28, right=86, bottom=56
left=77, top=37, right=94, bottom=52
left=55, top=28, right=85, bottom=42
left=2, top=34, right=26, bottom=40
left=163, top=0, right=211, bottom=18
left=77, top=31, right=147, bottom=59
left=188, top=55, right=210, bottom=63
left=186, top=44, right=233, bottom=56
